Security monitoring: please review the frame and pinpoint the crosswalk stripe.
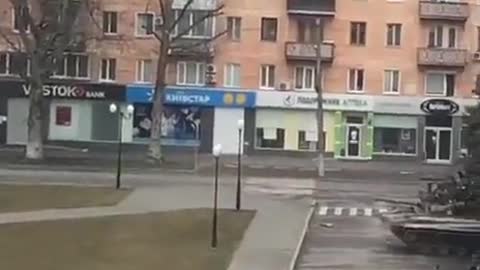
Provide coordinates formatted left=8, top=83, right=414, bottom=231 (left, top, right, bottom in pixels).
left=334, top=207, right=343, bottom=216
left=349, top=208, right=358, bottom=216
left=378, top=208, right=388, bottom=214
left=319, top=206, right=328, bottom=216
left=364, top=208, right=373, bottom=217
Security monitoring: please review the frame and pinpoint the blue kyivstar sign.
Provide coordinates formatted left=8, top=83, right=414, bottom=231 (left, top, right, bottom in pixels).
left=126, top=85, right=256, bottom=108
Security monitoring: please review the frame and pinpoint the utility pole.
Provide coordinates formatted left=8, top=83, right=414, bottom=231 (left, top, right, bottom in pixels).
left=315, top=18, right=325, bottom=178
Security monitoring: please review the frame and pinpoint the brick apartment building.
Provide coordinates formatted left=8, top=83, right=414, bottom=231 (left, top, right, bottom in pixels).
left=0, top=0, right=479, bottom=163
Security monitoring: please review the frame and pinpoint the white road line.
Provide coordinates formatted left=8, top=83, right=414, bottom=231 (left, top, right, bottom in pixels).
left=334, top=207, right=343, bottom=216
left=364, top=208, right=373, bottom=217
left=318, top=206, right=329, bottom=216
left=378, top=208, right=388, bottom=214
left=349, top=208, right=358, bottom=216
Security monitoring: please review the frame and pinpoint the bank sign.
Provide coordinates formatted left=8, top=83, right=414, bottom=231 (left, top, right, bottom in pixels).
left=22, top=84, right=106, bottom=99
left=126, top=85, right=256, bottom=108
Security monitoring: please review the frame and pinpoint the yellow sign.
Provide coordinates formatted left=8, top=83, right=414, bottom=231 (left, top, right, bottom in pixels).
left=236, top=94, right=246, bottom=105
left=224, top=93, right=234, bottom=104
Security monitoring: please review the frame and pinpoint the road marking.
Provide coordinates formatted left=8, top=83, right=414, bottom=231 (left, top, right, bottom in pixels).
left=319, top=206, right=328, bottom=216
left=364, top=208, right=373, bottom=217
left=334, top=207, right=343, bottom=216
left=378, top=208, right=388, bottom=214
left=349, top=208, right=358, bottom=216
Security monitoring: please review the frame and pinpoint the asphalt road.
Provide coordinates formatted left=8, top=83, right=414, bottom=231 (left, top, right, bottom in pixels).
left=296, top=176, right=473, bottom=270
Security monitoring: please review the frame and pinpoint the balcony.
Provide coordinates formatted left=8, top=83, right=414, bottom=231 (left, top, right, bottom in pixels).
left=417, top=48, right=468, bottom=67
left=287, top=0, right=335, bottom=16
left=169, top=38, right=215, bottom=58
left=285, top=42, right=334, bottom=62
left=419, top=1, right=469, bottom=21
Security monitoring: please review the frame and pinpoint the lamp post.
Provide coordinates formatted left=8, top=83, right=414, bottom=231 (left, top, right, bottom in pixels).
left=109, top=103, right=134, bottom=190
left=236, top=119, right=244, bottom=211
left=211, top=144, right=222, bottom=248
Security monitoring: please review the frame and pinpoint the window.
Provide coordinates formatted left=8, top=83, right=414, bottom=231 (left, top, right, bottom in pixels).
left=177, top=61, right=205, bottom=85
left=477, top=27, right=480, bottom=51
left=348, top=68, right=365, bottom=92
left=136, top=59, right=153, bottom=83
left=350, top=22, right=366, bottom=45
left=294, top=66, right=315, bottom=91
left=54, top=54, right=89, bottom=78
left=260, top=64, right=275, bottom=89
left=174, top=10, right=213, bottom=38
left=100, top=58, right=116, bottom=81
left=428, top=25, right=457, bottom=48
left=224, top=63, right=241, bottom=87
left=261, top=18, right=277, bottom=41
left=256, top=128, right=285, bottom=149
left=426, top=73, right=455, bottom=96
left=0, top=52, right=30, bottom=76
left=461, top=125, right=468, bottom=150
left=386, top=23, right=402, bottom=46
left=298, top=20, right=319, bottom=43
left=374, top=128, right=416, bottom=155
left=384, top=70, right=400, bottom=94
left=227, top=17, right=241, bottom=41
left=103, top=11, right=118, bottom=34
left=13, top=6, right=29, bottom=32
left=55, top=106, right=72, bottom=127
left=136, top=13, right=153, bottom=36
left=298, top=130, right=321, bottom=151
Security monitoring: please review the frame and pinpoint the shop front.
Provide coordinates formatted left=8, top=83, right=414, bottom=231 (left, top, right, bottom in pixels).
left=1, top=80, right=126, bottom=145
left=126, top=85, right=256, bottom=154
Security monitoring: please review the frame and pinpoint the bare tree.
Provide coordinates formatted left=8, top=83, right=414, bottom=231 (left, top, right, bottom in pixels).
left=146, top=0, right=225, bottom=163
left=0, top=0, right=98, bottom=159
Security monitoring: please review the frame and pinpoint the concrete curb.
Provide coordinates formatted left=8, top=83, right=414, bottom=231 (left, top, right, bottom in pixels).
left=288, top=200, right=317, bottom=270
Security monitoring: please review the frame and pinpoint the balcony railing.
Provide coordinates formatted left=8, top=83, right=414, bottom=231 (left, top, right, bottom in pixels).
left=287, top=0, right=335, bottom=16
left=419, top=1, right=469, bottom=21
left=169, top=38, right=215, bottom=58
left=417, top=48, right=468, bottom=67
left=285, top=42, right=334, bottom=62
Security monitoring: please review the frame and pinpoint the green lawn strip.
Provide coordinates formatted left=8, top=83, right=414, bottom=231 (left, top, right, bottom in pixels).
left=0, top=184, right=131, bottom=213
left=0, top=209, right=255, bottom=270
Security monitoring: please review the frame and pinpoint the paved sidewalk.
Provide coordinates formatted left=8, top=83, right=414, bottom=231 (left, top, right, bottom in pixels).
left=0, top=184, right=312, bottom=270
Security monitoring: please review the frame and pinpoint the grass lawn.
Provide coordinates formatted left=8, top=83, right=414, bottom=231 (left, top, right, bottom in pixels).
left=0, top=184, right=131, bottom=213
left=0, top=209, right=255, bottom=270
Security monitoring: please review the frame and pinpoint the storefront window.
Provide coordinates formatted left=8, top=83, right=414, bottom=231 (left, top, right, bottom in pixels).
left=256, top=128, right=284, bottom=149
left=55, top=106, right=71, bottom=126
left=374, top=128, right=416, bottom=154
left=298, top=130, right=323, bottom=151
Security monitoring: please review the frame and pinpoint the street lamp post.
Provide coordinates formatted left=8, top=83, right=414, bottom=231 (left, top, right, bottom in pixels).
left=211, top=144, right=222, bottom=248
left=236, top=119, right=244, bottom=211
left=109, top=103, right=134, bottom=190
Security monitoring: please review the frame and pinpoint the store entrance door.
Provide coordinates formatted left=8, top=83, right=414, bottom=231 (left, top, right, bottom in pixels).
left=425, top=128, right=452, bottom=163
left=346, top=125, right=361, bottom=157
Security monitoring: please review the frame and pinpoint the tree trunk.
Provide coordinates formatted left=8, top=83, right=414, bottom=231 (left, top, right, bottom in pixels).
left=25, top=82, right=44, bottom=160
left=315, top=18, right=325, bottom=177
left=148, top=41, right=169, bottom=163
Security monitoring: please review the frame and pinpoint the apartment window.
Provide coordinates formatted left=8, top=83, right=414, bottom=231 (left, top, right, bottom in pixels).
left=103, top=11, right=118, bottom=34
left=174, top=10, right=213, bottom=38
left=100, top=58, right=116, bottom=81
left=298, top=20, right=318, bottom=43
left=294, top=66, right=315, bottom=91
left=13, top=6, right=29, bottom=32
left=260, top=64, right=275, bottom=89
left=350, top=22, right=366, bottom=45
left=256, top=128, right=285, bottom=149
left=428, top=25, right=457, bottom=48
left=426, top=73, right=455, bottom=96
left=348, top=68, right=365, bottom=92
left=386, top=24, right=402, bottom=46
left=136, top=59, right=153, bottom=83
left=136, top=13, right=154, bottom=36
left=227, top=17, right=241, bottom=41
left=55, top=106, right=72, bottom=127
left=177, top=61, right=205, bottom=85
left=54, top=54, right=89, bottom=78
left=384, top=70, right=400, bottom=94
left=261, top=18, right=277, bottom=41
left=224, top=63, right=241, bottom=87
left=0, top=52, right=29, bottom=76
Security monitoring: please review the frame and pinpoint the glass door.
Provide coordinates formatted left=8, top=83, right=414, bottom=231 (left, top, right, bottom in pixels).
left=438, top=130, right=451, bottom=161
left=425, top=128, right=452, bottom=162
left=425, top=129, right=437, bottom=160
left=346, top=125, right=360, bottom=157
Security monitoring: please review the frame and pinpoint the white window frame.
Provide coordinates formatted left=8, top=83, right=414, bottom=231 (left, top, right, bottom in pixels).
left=0, top=52, right=13, bottom=76
left=135, top=12, right=155, bottom=37
left=224, top=63, right=241, bottom=88
left=294, top=66, right=316, bottom=91
left=52, top=54, right=90, bottom=79
left=135, top=59, right=153, bottom=83
left=260, top=64, right=275, bottom=90
left=386, top=23, right=401, bottom=47
left=103, top=11, right=118, bottom=35
left=173, top=10, right=214, bottom=39
left=227, top=17, right=241, bottom=41
left=99, top=58, right=116, bottom=82
left=428, top=25, right=458, bottom=48
left=383, top=69, right=401, bottom=95
left=347, top=68, right=365, bottom=93
left=11, top=7, right=31, bottom=33
left=424, top=71, right=456, bottom=97
left=177, top=61, right=205, bottom=86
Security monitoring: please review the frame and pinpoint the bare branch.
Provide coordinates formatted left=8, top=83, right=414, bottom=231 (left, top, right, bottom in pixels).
left=167, top=0, right=195, bottom=34
left=171, top=29, right=227, bottom=51
left=171, top=4, right=224, bottom=43
left=0, top=31, right=21, bottom=51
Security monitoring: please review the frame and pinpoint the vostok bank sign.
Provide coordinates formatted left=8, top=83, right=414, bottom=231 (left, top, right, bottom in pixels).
left=22, top=84, right=106, bottom=99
